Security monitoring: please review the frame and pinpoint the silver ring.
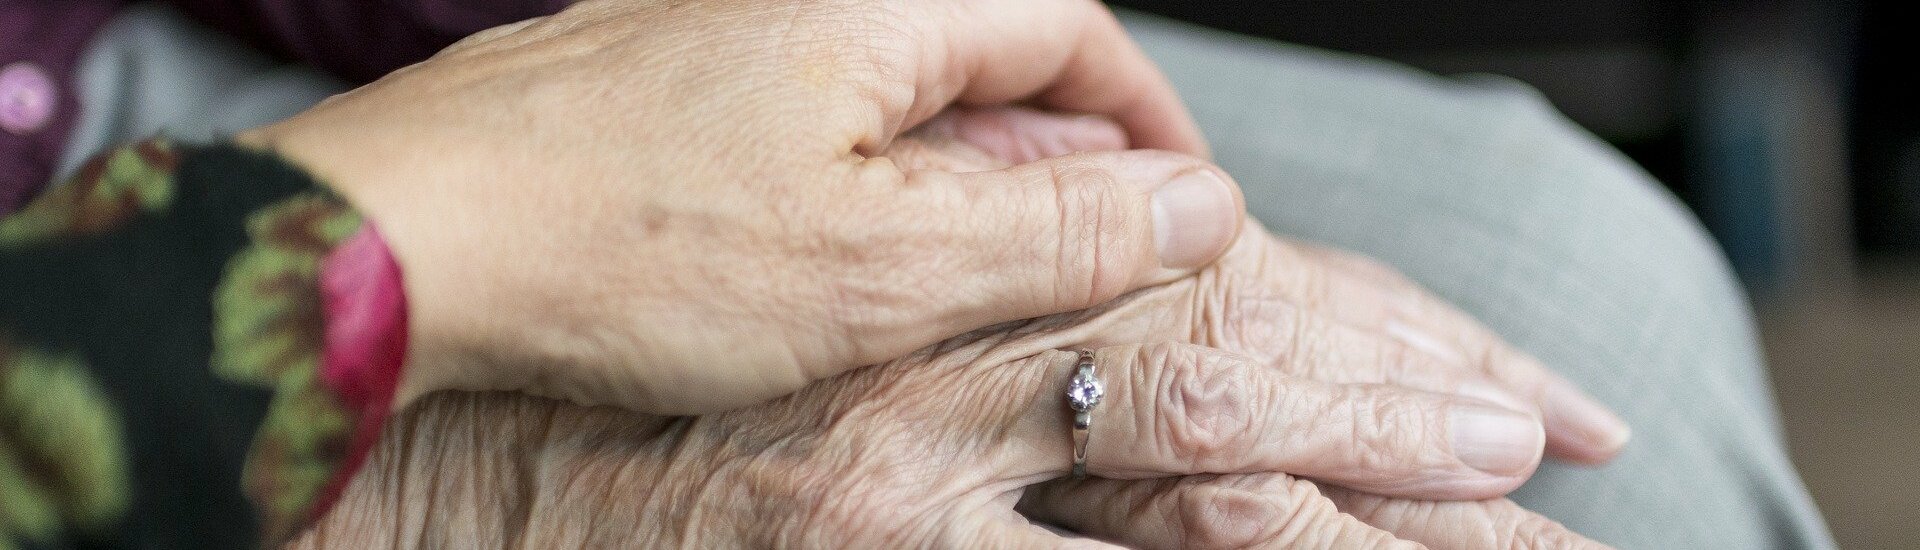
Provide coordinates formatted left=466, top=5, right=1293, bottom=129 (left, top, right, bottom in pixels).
left=1065, top=349, right=1104, bottom=479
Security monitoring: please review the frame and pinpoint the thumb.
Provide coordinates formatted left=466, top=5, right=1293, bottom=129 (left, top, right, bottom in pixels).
left=939, top=149, right=1241, bottom=317
left=960, top=146, right=1244, bottom=292
left=839, top=150, right=1242, bottom=367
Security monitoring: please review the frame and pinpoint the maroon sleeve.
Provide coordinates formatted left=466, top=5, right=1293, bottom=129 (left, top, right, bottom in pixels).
left=0, top=1, right=119, bottom=216
left=168, top=0, right=571, bottom=83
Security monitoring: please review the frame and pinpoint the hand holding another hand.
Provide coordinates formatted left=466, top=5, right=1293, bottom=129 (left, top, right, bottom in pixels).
left=242, top=0, right=1236, bottom=414
left=296, top=109, right=1621, bottom=549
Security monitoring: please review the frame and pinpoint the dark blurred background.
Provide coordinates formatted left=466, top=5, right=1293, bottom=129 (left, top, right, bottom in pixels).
left=1106, top=1, right=1915, bottom=547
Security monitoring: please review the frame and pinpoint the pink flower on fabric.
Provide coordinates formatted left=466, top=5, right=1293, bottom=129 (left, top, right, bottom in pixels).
left=319, top=224, right=408, bottom=409
left=315, top=222, right=408, bottom=517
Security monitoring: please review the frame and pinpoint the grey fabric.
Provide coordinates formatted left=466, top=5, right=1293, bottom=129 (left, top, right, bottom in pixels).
left=64, top=3, right=1833, bottom=548
left=56, top=2, right=344, bottom=183
left=1117, top=10, right=1834, bottom=550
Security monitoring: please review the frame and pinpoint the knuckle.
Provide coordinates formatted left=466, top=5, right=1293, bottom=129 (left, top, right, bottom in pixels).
left=1046, top=160, right=1136, bottom=307
left=1176, top=475, right=1392, bottom=550
left=1343, top=388, right=1436, bottom=473
left=1176, top=480, right=1295, bottom=548
left=1141, top=344, right=1257, bottom=467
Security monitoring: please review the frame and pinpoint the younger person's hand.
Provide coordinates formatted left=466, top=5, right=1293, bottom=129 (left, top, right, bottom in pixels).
left=242, top=0, right=1239, bottom=413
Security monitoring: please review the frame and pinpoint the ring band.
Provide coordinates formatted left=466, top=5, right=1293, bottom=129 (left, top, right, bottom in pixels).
left=1065, top=349, right=1104, bottom=479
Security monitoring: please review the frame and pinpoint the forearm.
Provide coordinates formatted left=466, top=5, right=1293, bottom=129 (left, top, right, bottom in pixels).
left=0, top=139, right=406, bottom=548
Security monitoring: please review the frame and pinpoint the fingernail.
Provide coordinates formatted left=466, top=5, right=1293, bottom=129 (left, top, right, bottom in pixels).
left=1151, top=169, right=1237, bottom=269
left=1545, top=382, right=1632, bottom=454
left=1452, top=404, right=1545, bottom=476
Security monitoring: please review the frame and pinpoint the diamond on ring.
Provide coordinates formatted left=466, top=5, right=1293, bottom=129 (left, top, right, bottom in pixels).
left=1067, top=367, right=1104, bottom=412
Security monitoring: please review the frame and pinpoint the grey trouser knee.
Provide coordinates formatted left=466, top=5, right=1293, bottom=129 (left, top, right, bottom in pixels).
left=1121, top=10, right=1833, bottom=549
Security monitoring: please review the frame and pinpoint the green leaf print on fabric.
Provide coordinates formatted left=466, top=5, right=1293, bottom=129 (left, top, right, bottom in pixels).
left=0, top=140, right=178, bottom=247
left=209, top=192, right=364, bottom=543
left=0, top=342, right=132, bottom=545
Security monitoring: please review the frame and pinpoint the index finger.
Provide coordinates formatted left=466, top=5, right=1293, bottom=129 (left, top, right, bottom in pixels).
left=880, top=0, right=1207, bottom=156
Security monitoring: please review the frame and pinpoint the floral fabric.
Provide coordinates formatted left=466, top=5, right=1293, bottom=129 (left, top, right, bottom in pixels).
left=0, top=138, right=405, bottom=548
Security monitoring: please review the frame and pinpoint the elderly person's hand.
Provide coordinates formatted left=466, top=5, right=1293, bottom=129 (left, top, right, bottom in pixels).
left=239, top=0, right=1237, bottom=414
left=292, top=109, right=1617, bottom=549
left=294, top=342, right=1604, bottom=548
left=889, top=110, right=1634, bottom=469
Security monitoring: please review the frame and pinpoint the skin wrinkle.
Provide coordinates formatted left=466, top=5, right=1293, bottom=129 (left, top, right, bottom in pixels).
left=1294, top=242, right=1566, bottom=413
left=1045, top=159, right=1081, bottom=313
left=570, top=435, right=646, bottom=546
left=484, top=403, right=531, bottom=548
left=788, top=439, right=899, bottom=546
left=620, top=418, right=697, bottom=546
left=1022, top=473, right=1420, bottom=549
left=460, top=401, right=494, bottom=545
left=1170, top=349, right=1258, bottom=470
left=1081, top=161, right=1132, bottom=309
left=827, top=177, right=984, bottom=362
left=957, top=353, right=1048, bottom=450
left=888, top=490, right=975, bottom=547
left=403, top=403, right=437, bottom=546
left=675, top=446, right=733, bottom=546
left=1381, top=338, right=1419, bottom=397
left=1276, top=487, right=1340, bottom=550
left=1351, top=385, right=1398, bottom=477
left=659, top=422, right=731, bottom=547
left=1280, top=298, right=1324, bottom=383
left=708, top=451, right=775, bottom=547
left=1323, top=485, right=1604, bottom=550
left=1194, top=278, right=1246, bottom=353
left=1182, top=481, right=1277, bottom=547
left=804, top=470, right=888, bottom=547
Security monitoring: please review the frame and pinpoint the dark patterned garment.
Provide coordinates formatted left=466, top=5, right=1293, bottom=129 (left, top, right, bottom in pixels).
left=0, top=139, right=408, bottom=549
left=2, top=2, right=564, bottom=547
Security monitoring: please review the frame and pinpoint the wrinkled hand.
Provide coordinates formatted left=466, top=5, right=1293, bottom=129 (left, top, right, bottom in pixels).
left=295, top=110, right=1617, bottom=549
left=295, top=341, right=1605, bottom=548
left=891, top=110, right=1634, bottom=472
left=241, top=0, right=1239, bottom=414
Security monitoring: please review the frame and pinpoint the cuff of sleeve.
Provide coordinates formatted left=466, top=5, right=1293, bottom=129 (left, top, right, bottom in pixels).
left=312, top=221, right=409, bottom=523
left=2, top=138, right=413, bottom=545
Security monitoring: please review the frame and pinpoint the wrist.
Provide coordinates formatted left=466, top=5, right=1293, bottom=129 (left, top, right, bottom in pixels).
left=239, top=123, right=440, bottom=408
left=240, top=115, right=483, bottom=401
